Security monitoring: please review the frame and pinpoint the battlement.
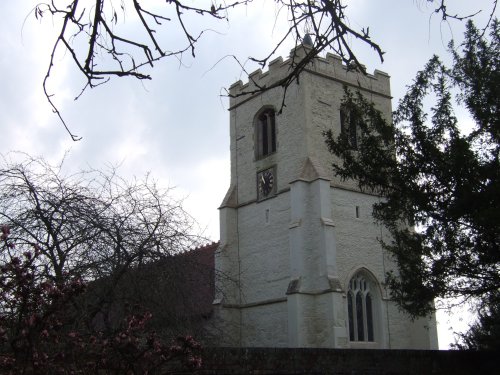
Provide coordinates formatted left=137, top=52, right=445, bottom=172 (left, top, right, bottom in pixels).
left=229, top=44, right=391, bottom=108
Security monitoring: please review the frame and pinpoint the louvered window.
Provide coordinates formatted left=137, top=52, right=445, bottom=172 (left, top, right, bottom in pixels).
left=256, top=109, right=276, bottom=159
left=340, top=106, right=358, bottom=149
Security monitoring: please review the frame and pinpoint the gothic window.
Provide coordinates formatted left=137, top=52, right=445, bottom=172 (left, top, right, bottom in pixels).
left=340, top=106, right=358, bottom=149
left=347, top=272, right=375, bottom=342
left=256, top=108, right=276, bottom=159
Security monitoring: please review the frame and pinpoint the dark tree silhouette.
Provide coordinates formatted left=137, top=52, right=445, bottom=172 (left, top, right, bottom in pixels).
left=324, top=20, right=499, bottom=347
left=0, top=154, right=209, bottom=371
left=0, top=154, right=215, bottom=340
left=0, top=154, right=201, bottom=282
left=0, top=234, right=202, bottom=373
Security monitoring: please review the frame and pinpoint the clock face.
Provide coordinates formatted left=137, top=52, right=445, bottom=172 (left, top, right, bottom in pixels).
left=258, top=169, right=275, bottom=198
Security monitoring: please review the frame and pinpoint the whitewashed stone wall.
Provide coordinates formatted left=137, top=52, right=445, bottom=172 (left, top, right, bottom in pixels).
left=215, top=45, right=438, bottom=350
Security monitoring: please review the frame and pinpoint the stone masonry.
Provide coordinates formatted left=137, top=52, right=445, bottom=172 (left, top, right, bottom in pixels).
left=214, top=44, right=438, bottom=349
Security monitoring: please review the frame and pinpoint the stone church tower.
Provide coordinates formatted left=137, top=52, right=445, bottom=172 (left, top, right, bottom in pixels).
left=214, top=44, right=438, bottom=349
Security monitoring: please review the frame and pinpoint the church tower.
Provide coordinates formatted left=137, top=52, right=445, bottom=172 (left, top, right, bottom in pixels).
left=214, top=44, right=438, bottom=349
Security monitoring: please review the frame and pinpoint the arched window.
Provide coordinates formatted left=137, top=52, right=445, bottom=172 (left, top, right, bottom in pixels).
left=340, top=105, right=358, bottom=149
left=347, top=272, right=375, bottom=342
left=255, top=108, right=276, bottom=159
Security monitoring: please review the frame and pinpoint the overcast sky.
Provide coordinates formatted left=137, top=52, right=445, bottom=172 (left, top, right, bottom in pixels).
left=0, top=0, right=497, bottom=349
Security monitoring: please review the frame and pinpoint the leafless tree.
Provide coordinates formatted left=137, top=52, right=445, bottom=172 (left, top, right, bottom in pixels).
left=0, top=153, right=229, bottom=341
left=32, top=1, right=497, bottom=139
left=0, top=153, right=202, bottom=282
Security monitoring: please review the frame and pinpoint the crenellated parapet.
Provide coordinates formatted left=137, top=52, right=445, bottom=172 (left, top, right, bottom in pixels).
left=229, top=44, right=391, bottom=109
left=228, top=54, right=288, bottom=108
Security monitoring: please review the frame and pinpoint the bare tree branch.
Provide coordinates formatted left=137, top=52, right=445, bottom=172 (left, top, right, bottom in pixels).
left=32, top=0, right=498, bottom=139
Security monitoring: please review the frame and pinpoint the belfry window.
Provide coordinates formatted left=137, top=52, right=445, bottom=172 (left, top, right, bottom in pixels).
left=347, top=273, right=375, bottom=342
left=256, top=109, right=276, bottom=159
left=340, top=106, right=358, bottom=149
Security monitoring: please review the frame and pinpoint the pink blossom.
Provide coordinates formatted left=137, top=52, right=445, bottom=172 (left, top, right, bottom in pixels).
left=1, top=225, right=10, bottom=238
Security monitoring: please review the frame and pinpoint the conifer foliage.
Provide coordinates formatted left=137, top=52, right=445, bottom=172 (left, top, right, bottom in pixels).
left=324, top=20, right=499, bottom=348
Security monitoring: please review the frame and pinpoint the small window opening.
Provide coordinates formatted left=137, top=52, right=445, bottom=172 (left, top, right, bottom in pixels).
left=256, top=109, right=276, bottom=159
left=356, top=206, right=360, bottom=218
left=265, top=208, right=270, bottom=224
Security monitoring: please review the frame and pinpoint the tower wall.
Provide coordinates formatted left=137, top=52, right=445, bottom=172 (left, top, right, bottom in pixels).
left=215, top=45, right=438, bottom=349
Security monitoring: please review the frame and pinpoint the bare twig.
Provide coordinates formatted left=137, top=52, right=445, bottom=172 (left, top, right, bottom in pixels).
left=33, top=0, right=496, bottom=140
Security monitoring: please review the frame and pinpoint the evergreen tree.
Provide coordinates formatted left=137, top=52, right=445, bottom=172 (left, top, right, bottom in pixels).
left=324, top=20, right=499, bottom=348
left=454, top=295, right=500, bottom=350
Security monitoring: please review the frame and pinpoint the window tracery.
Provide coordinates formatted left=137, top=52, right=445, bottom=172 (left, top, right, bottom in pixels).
left=347, top=272, right=375, bottom=342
